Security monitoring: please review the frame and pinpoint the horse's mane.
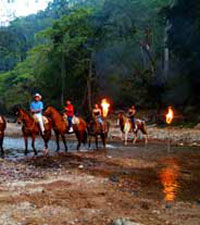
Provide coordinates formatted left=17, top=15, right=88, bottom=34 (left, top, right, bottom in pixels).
left=46, top=106, right=64, bottom=119
left=19, top=108, right=34, bottom=120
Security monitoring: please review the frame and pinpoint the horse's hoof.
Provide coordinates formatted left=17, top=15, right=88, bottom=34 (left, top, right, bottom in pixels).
left=43, top=148, right=48, bottom=156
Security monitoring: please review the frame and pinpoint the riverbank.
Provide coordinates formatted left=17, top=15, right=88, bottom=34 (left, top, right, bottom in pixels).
left=5, top=122, right=200, bottom=147
left=0, top=145, right=200, bottom=225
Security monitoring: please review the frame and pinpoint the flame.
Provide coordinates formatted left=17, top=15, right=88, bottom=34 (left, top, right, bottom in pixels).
left=166, top=106, right=174, bottom=124
left=101, top=99, right=110, bottom=118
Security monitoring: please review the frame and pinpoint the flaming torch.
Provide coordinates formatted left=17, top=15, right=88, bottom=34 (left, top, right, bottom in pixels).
left=165, top=106, right=174, bottom=152
left=166, top=106, right=174, bottom=125
left=101, top=98, right=110, bottom=118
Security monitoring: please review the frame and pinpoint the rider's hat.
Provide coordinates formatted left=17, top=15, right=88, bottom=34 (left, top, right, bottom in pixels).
left=34, top=93, right=42, bottom=99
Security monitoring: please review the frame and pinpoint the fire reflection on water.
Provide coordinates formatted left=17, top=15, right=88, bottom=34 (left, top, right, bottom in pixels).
left=159, top=159, right=180, bottom=202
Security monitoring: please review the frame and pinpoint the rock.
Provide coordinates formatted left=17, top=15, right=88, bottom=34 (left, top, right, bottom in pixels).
left=112, top=219, right=123, bottom=225
left=152, top=210, right=161, bottom=215
left=195, top=123, right=200, bottom=129
left=109, top=175, right=119, bottom=183
left=112, top=218, right=140, bottom=225
left=192, top=142, right=199, bottom=146
left=78, top=165, right=84, bottom=169
left=196, top=199, right=200, bottom=205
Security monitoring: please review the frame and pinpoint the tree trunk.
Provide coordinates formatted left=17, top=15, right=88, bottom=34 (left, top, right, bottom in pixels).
left=87, top=55, right=93, bottom=113
left=163, top=19, right=171, bottom=80
left=61, top=53, right=66, bottom=106
left=142, top=44, right=155, bottom=76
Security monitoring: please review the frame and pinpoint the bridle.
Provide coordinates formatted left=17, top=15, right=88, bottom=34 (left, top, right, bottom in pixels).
left=16, top=110, right=37, bottom=131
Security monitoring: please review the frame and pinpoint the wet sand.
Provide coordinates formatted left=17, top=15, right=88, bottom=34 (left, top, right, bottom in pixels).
left=0, top=121, right=200, bottom=224
left=0, top=141, right=200, bottom=225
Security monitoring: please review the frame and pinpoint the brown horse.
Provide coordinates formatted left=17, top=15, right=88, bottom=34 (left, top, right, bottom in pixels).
left=118, top=112, right=148, bottom=145
left=44, top=106, right=87, bottom=151
left=0, top=116, right=6, bottom=156
left=16, top=108, right=52, bottom=155
left=87, top=119, right=109, bottom=149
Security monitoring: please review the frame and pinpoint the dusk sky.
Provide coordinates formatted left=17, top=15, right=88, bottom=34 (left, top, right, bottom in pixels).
left=0, top=0, right=52, bottom=25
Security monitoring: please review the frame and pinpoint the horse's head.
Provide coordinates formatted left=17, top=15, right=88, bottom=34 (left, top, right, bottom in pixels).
left=117, top=112, right=125, bottom=126
left=118, top=112, right=124, bottom=121
left=43, top=106, right=53, bottom=117
left=16, top=108, right=25, bottom=124
left=11, top=105, right=25, bottom=124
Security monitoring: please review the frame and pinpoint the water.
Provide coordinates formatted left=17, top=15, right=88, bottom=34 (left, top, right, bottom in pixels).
left=3, top=136, right=116, bottom=159
left=2, top=136, right=200, bottom=203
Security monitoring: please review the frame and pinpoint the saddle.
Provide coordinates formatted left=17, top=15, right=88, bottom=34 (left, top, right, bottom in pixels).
left=0, top=116, right=4, bottom=124
left=33, top=115, right=49, bottom=125
left=63, top=114, right=80, bottom=125
left=127, top=118, right=138, bottom=132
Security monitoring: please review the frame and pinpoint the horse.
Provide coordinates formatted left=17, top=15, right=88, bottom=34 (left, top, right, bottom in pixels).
left=0, top=116, right=6, bottom=156
left=118, top=112, right=148, bottom=145
left=87, top=118, right=109, bottom=149
left=16, top=108, right=52, bottom=155
left=44, top=106, right=87, bottom=151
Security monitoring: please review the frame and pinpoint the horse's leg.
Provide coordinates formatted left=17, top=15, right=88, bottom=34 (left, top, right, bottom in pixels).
left=95, top=135, right=98, bottom=149
left=133, top=132, right=137, bottom=144
left=121, top=132, right=124, bottom=141
left=100, top=133, right=106, bottom=149
left=0, top=136, right=4, bottom=157
left=24, top=135, right=28, bottom=155
left=83, top=130, right=88, bottom=145
left=88, top=135, right=91, bottom=149
left=124, top=132, right=128, bottom=146
left=77, top=138, right=81, bottom=151
left=55, top=130, right=60, bottom=152
left=42, top=134, right=49, bottom=156
left=61, top=134, right=68, bottom=152
left=144, top=134, right=148, bottom=144
left=142, top=125, right=148, bottom=144
left=32, top=135, right=37, bottom=155
left=75, top=132, right=81, bottom=151
left=44, top=137, right=48, bottom=149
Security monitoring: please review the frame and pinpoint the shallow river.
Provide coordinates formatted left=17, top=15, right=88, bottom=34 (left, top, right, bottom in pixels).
left=2, top=136, right=200, bottom=204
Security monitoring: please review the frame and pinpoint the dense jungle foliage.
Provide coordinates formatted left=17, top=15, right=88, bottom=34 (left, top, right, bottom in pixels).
left=0, top=0, right=199, bottom=121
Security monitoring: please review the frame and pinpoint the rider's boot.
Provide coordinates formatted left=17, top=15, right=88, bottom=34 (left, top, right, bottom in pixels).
left=68, top=127, right=73, bottom=133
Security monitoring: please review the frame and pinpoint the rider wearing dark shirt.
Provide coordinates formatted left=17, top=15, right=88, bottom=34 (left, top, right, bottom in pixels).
left=128, top=105, right=136, bottom=131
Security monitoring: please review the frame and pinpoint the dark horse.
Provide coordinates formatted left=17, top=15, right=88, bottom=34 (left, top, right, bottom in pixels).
left=16, top=108, right=52, bottom=155
left=0, top=116, right=6, bottom=156
left=87, top=118, right=109, bottom=149
left=44, top=106, right=87, bottom=151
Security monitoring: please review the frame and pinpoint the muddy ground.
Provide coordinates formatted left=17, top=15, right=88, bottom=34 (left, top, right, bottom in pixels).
left=0, top=122, right=200, bottom=225
left=0, top=143, right=200, bottom=225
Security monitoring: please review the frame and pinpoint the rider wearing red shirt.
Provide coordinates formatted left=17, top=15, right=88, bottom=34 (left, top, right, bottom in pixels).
left=65, top=100, right=74, bottom=132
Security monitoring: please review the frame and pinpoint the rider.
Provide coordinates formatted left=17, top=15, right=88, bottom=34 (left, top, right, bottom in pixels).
left=64, top=100, right=74, bottom=133
left=30, top=93, right=45, bottom=135
left=92, top=104, right=103, bottom=126
left=128, top=105, right=136, bottom=131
